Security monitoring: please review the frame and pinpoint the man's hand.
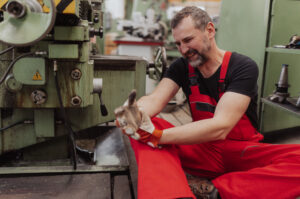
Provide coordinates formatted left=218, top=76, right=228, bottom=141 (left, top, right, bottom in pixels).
left=114, top=90, right=163, bottom=148
left=135, top=110, right=163, bottom=148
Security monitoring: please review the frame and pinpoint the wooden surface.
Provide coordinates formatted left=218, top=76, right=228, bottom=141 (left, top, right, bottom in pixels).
left=158, top=102, right=192, bottom=126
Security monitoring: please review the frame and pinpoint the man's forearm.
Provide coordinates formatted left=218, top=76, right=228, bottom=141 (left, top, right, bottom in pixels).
left=137, top=78, right=180, bottom=117
left=159, top=118, right=230, bottom=145
left=137, top=95, right=167, bottom=117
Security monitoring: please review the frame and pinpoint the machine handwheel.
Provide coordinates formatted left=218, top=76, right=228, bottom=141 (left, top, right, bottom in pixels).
left=0, top=0, right=56, bottom=46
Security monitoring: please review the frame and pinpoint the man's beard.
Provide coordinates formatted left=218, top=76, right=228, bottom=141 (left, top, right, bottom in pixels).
left=185, top=49, right=207, bottom=68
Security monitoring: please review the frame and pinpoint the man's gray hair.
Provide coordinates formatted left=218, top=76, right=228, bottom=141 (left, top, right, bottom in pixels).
left=171, top=6, right=212, bottom=30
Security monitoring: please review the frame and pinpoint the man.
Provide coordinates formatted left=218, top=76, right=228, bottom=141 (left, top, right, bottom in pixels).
left=115, top=6, right=300, bottom=199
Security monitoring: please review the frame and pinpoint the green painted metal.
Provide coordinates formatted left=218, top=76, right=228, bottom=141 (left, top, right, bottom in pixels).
left=216, top=0, right=271, bottom=107
left=34, top=109, right=54, bottom=138
left=1, top=109, right=35, bottom=154
left=79, top=42, right=90, bottom=62
left=261, top=0, right=300, bottom=132
left=0, top=0, right=148, bottom=170
left=67, top=56, right=147, bottom=130
left=13, top=57, right=46, bottom=85
left=0, top=0, right=56, bottom=46
left=266, top=47, right=300, bottom=54
left=49, top=44, right=79, bottom=59
left=216, top=0, right=300, bottom=133
left=54, top=26, right=87, bottom=41
left=1, top=61, right=94, bottom=108
left=22, top=136, right=69, bottom=161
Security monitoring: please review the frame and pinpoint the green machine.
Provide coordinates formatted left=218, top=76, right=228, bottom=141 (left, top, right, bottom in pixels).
left=0, top=0, right=147, bottom=173
left=216, top=0, right=300, bottom=133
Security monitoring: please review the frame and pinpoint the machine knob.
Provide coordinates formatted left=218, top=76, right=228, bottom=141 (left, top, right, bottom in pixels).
left=4, top=74, right=23, bottom=92
left=31, top=90, right=47, bottom=105
left=89, top=27, right=103, bottom=38
left=6, top=0, right=26, bottom=18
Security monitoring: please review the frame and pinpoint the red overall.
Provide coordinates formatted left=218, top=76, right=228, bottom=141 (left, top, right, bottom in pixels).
left=130, top=52, right=300, bottom=199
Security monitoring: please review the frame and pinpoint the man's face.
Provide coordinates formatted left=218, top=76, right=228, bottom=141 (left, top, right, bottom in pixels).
left=172, top=16, right=211, bottom=67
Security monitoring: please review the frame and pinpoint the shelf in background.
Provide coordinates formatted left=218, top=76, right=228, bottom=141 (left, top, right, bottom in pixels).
left=266, top=47, right=300, bottom=55
left=261, top=98, right=300, bottom=118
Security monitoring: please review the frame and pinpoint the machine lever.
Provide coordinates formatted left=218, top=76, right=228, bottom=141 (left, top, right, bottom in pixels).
left=76, top=146, right=94, bottom=163
left=98, top=93, right=108, bottom=116
left=93, top=78, right=108, bottom=116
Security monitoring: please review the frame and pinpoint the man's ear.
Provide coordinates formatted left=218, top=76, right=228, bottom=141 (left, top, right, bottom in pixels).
left=206, top=22, right=215, bottom=39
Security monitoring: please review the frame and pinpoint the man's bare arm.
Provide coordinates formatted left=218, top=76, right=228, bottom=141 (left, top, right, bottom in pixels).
left=159, top=91, right=251, bottom=144
left=137, top=78, right=180, bottom=117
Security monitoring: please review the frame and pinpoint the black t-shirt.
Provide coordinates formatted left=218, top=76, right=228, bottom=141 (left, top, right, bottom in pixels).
left=164, top=52, right=259, bottom=129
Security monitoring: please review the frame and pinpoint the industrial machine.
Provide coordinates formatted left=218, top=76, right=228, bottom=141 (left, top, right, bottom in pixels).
left=0, top=0, right=147, bottom=174
left=117, top=7, right=168, bottom=41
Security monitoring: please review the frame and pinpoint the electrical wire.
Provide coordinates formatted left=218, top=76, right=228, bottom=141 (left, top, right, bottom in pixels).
left=53, top=62, right=77, bottom=170
left=0, top=52, right=34, bottom=85
left=0, top=120, right=33, bottom=132
left=0, top=46, right=14, bottom=56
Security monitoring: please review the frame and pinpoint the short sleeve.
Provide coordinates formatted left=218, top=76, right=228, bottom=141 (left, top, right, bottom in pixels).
left=164, top=58, right=187, bottom=88
left=226, top=53, right=259, bottom=98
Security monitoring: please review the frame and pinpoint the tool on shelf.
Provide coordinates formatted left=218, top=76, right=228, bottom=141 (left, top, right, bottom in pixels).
left=268, top=64, right=290, bottom=103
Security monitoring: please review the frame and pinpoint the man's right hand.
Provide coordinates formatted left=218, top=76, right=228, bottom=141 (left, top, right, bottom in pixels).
left=114, top=90, right=163, bottom=148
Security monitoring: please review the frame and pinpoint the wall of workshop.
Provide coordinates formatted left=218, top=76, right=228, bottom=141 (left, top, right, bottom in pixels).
left=168, top=0, right=222, bottom=17
left=103, top=0, right=222, bottom=55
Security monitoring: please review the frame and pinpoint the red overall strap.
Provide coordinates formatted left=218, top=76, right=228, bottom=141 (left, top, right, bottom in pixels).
left=218, top=51, right=232, bottom=94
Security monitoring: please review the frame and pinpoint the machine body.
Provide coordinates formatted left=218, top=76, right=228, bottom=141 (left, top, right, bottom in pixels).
left=0, top=0, right=147, bottom=172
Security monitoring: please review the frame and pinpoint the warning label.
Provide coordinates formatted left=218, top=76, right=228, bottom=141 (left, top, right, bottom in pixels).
left=33, top=71, right=42, bottom=80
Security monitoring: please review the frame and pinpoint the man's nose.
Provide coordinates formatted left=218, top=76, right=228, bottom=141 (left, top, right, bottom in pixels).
left=180, top=44, right=189, bottom=55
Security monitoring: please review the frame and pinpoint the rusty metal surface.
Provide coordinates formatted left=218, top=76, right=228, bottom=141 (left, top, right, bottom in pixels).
left=0, top=173, right=111, bottom=199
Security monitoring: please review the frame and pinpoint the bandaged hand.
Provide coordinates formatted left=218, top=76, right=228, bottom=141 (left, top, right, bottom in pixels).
left=114, top=90, right=163, bottom=148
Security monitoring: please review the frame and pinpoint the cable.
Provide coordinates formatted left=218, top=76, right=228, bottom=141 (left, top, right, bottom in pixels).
left=0, top=52, right=34, bottom=85
left=0, top=120, right=33, bottom=132
left=53, top=61, right=77, bottom=170
left=0, top=46, right=14, bottom=56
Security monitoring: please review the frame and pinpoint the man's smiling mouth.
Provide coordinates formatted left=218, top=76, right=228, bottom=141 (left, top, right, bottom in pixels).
left=185, top=49, right=198, bottom=60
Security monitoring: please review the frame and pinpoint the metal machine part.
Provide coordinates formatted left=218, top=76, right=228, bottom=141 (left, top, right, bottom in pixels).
left=0, top=0, right=147, bottom=174
left=286, top=94, right=300, bottom=108
left=6, top=0, right=27, bottom=18
left=31, top=90, right=47, bottom=105
left=71, top=95, right=82, bottom=106
left=6, top=0, right=42, bottom=18
left=150, top=46, right=167, bottom=80
left=93, top=78, right=108, bottom=116
left=70, top=68, right=82, bottom=80
left=89, top=27, right=104, bottom=38
left=269, top=64, right=290, bottom=103
left=4, top=73, right=23, bottom=92
left=0, top=0, right=56, bottom=46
